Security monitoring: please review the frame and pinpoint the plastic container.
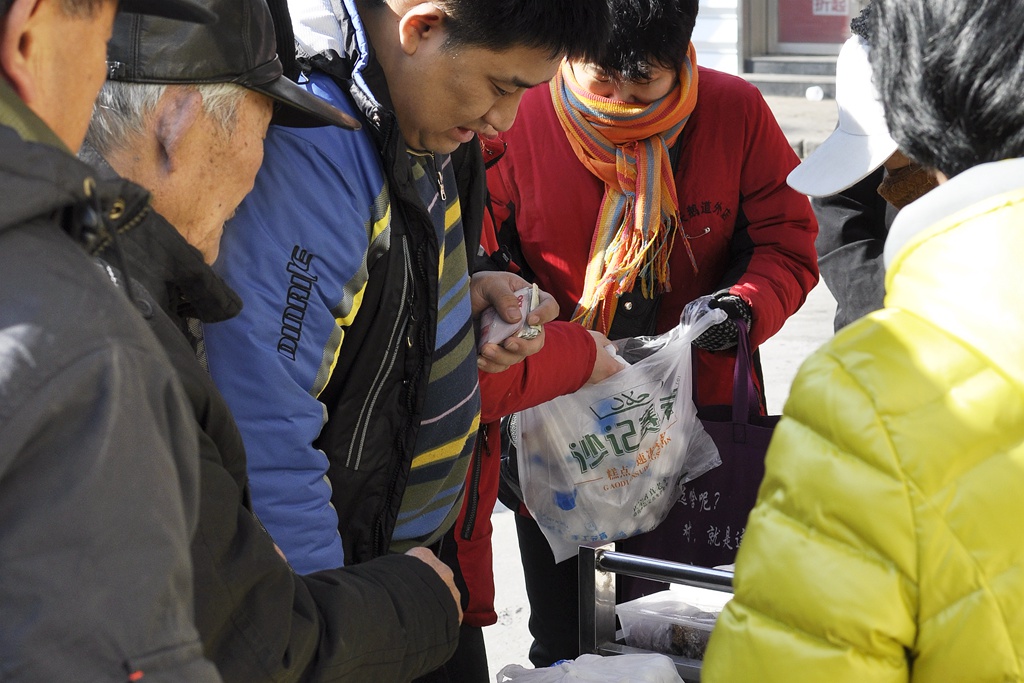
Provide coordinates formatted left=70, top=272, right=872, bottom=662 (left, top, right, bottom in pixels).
left=616, top=591, right=724, bottom=661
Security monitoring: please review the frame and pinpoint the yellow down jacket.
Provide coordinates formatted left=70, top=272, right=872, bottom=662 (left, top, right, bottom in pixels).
left=704, top=169, right=1024, bottom=682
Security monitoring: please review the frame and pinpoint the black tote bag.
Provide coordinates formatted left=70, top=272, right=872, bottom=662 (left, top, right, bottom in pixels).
left=622, top=320, right=779, bottom=571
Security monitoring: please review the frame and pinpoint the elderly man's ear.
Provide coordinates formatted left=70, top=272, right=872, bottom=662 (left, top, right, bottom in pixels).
left=1, top=0, right=56, bottom=105
left=1, top=0, right=35, bottom=102
left=152, top=87, right=204, bottom=175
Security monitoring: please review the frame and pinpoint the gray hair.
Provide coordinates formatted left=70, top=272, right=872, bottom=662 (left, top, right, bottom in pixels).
left=59, top=0, right=109, bottom=17
left=87, top=81, right=249, bottom=156
left=4, top=0, right=106, bottom=19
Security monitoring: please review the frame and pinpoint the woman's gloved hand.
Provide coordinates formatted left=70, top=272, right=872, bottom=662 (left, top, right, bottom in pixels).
left=692, top=289, right=752, bottom=351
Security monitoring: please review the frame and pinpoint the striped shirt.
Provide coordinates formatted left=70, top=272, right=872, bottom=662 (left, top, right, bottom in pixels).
left=390, top=151, right=481, bottom=551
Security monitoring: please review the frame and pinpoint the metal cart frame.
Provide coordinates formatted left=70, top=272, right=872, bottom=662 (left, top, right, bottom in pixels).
left=578, top=542, right=734, bottom=682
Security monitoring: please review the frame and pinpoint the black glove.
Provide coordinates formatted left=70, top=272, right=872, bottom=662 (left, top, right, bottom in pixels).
left=692, top=290, right=752, bottom=351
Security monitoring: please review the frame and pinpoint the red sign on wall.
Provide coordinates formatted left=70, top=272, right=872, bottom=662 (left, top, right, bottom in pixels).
left=777, top=0, right=852, bottom=44
left=813, top=0, right=848, bottom=15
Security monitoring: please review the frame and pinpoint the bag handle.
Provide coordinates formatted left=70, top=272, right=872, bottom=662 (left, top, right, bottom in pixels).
left=732, top=319, right=759, bottom=424
left=690, top=312, right=760, bottom=424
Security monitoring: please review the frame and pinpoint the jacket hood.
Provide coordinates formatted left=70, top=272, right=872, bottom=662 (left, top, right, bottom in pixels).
left=0, top=126, right=95, bottom=237
left=291, top=0, right=364, bottom=71
left=0, top=125, right=150, bottom=253
left=292, top=0, right=395, bottom=137
left=290, top=0, right=385, bottom=114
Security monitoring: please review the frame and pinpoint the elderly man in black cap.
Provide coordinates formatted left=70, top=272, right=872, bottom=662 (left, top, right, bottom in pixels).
left=80, top=2, right=462, bottom=681
left=0, top=0, right=225, bottom=680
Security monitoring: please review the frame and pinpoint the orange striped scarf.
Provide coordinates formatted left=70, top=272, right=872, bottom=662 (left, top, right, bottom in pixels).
left=551, top=45, right=699, bottom=333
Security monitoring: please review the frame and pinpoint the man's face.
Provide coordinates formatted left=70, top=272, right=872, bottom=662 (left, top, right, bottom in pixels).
left=161, top=89, right=273, bottom=263
left=27, top=0, right=118, bottom=150
left=387, top=37, right=561, bottom=153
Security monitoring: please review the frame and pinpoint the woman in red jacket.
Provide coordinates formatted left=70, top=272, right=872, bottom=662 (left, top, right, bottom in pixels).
left=482, top=0, right=819, bottom=667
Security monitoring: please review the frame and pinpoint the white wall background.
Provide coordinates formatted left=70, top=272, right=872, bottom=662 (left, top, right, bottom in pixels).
left=694, top=0, right=740, bottom=74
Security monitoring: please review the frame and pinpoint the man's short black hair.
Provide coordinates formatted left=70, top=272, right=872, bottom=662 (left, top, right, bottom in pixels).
left=438, top=0, right=611, bottom=63
left=870, top=0, right=1024, bottom=178
left=594, top=0, right=699, bottom=81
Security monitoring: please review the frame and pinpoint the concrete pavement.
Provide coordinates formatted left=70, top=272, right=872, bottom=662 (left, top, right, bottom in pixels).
left=763, top=94, right=839, bottom=159
left=482, top=95, right=840, bottom=677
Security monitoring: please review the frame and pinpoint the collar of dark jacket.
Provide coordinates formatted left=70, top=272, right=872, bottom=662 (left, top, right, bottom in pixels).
left=0, top=115, right=121, bottom=243
left=0, top=79, right=69, bottom=152
left=80, top=142, right=243, bottom=324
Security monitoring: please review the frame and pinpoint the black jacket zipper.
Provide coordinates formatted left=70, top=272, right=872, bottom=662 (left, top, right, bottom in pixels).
left=460, top=424, right=488, bottom=540
left=371, top=231, right=430, bottom=557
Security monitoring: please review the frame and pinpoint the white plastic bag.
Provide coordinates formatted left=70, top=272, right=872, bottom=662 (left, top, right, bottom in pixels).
left=516, top=305, right=725, bottom=562
left=496, top=654, right=684, bottom=682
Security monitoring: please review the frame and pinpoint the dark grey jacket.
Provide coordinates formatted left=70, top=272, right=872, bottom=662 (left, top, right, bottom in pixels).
left=812, top=167, right=898, bottom=331
left=0, top=108, right=220, bottom=681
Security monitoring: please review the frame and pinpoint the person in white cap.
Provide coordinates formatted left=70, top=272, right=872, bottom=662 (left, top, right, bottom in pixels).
left=788, top=5, right=936, bottom=331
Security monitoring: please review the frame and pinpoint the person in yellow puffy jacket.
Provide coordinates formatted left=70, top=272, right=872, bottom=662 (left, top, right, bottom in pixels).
left=703, top=0, right=1024, bottom=681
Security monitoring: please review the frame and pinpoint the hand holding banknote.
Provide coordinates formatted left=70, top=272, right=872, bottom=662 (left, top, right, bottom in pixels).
left=471, top=272, right=557, bottom=373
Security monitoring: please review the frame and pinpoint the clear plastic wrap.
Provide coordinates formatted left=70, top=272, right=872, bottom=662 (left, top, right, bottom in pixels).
left=616, top=590, right=727, bottom=661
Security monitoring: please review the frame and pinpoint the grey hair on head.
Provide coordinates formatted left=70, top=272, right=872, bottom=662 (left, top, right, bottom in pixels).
left=3, top=0, right=107, bottom=18
left=86, top=81, right=249, bottom=157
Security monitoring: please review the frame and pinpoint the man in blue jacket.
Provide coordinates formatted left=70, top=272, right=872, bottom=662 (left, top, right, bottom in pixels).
left=203, top=0, right=610, bottom=678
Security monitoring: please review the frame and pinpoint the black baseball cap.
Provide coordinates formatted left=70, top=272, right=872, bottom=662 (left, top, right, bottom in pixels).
left=106, top=0, right=360, bottom=130
left=0, top=0, right=216, bottom=22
